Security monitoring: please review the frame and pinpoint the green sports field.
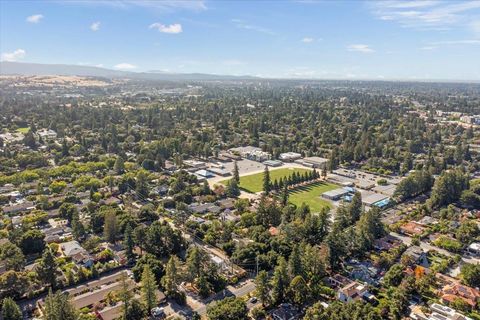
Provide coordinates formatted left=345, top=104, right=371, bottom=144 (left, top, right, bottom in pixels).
left=15, top=127, right=30, bottom=133
left=288, top=181, right=338, bottom=212
left=222, top=167, right=312, bottom=193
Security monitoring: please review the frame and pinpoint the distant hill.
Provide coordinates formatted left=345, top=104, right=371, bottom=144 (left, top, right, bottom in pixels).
left=0, top=61, right=258, bottom=81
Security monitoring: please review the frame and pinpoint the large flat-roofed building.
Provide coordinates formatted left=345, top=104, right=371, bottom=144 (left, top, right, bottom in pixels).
left=302, top=156, right=328, bottom=169
left=322, top=188, right=350, bottom=200
left=208, top=167, right=231, bottom=176
left=263, top=159, right=283, bottom=167
left=362, top=193, right=390, bottom=208
left=229, top=146, right=271, bottom=162
left=184, top=159, right=207, bottom=170
left=279, top=152, right=302, bottom=162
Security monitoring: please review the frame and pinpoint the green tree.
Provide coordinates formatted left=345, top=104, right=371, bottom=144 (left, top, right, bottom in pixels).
left=206, top=297, right=248, bottom=320
left=233, top=161, right=240, bottom=183
left=281, top=183, right=289, bottom=206
left=124, top=224, right=135, bottom=263
left=263, top=166, right=271, bottom=194
left=288, top=244, right=303, bottom=279
left=461, top=263, right=480, bottom=288
left=429, top=169, right=469, bottom=209
left=43, top=290, right=77, bottom=320
left=161, top=256, right=179, bottom=297
left=225, top=178, right=240, bottom=198
left=0, top=271, right=30, bottom=300
left=23, top=131, right=36, bottom=149
left=1, top=297, right=22, bottom=320
left=135, top=170, right=149, bottom=200
left=255, top=270, right=270, bottom=307
left=288, top=275, right=310, bottom=306
left=271, top=257, right=288, bottom=304
left=125, top=299, right=145, bottom=320
left=383, top=264, right=404, bottom=287
left=186, top=246, right=204, bottom=281
left=348, top=192, right=362, bottom=223
left=456, top=220, right=479, bottom=243
left=36, top=248, right=58, bottom=289
left=59, top=202, right=78, bottom=223
left=0, top=242, right=25, bottom=271
left=119, top=273, right=133, bottom=320
left=71, top=211, right=86, bottom=241
left=19, top=229, right=45, bottom=255
left=103, top=209, right=118, bottom=243
left=141, top=265, right=158, bottom=312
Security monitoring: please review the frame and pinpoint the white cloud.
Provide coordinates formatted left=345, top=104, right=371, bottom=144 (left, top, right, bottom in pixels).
left=379, top=1, right=440, bottom=9
left=61, top=1, right=206, bottom=12
left=370, top=1, right=480, bottom=30
left=114, top=63, right=137, bottom=70
left=90, top=21, right=101, bottom=31
left=231, top=19, right=275, bottom=35
left=431, top=39, right=480, bottom=45
left=347, top=44, right=375, bottom=53
left=149, top=23, right=182, bottom=34
left=471, top=20, right=480, bottom=34
left=301, top=37, right=314, bottom=43
left=1, top=49, right=26, bottom=61
left=26, top=14, right=43, bottom=23
left=222, top=59, right=245, bottom=66
left=420, top=39, right=480, bottom=50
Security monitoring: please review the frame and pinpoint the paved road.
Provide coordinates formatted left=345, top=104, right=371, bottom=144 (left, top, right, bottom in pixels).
left=192, top=279, right=256, bottom=316
left=390, top=232, right=480, bottom=265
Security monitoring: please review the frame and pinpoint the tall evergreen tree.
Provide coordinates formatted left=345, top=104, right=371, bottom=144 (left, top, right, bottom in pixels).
left=71, top=211, right=85, bottom=241
left=114, top=155, right=125, bottom=174
left=255, top=270, right=270, bottom=307
left=119, top=273, right=133, bottom=320
left=288, top=245, right=303, bottom=279
left=161, top=256, right=179, bottom=297
left=36, top=248, right=57, bottom=289
left=1, top=297, right=22, bottom=320
left=124, top=224, right=135, bottom=263
left=271, top=257, right=288, bottom=304
left=104, top=210, right=118, bottom=243
left=233, top=161, right=240, bottom=183
left=348, top=192, right=363, bottom=224
left=44, top=290, right=77, bottom=320
left=263, top=166, right=271, bottom=194
left=135, top=171, right=149, bottom=200
left=141, top=265, right=157, bottom=312
left=281, top=183, right=289, bottom=206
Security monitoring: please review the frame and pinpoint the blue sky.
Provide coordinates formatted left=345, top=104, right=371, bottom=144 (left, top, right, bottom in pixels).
left=1, top=0, right=480, bottom=80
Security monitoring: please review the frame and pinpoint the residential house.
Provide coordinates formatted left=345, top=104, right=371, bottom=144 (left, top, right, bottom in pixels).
left=270, top=303, right=300, bottom=320
left=402, top=246, right=430, bottom=268
left=37, top=129, right=57, bottom=140
left=337, top=281, right=369, bottom=303
left=467, top=242, right=480, bottom=256
left=429, top=303, right=472, bottom=320
left=400, top=221, right=427, bottom=236
left=327, top=274, right=352, bottom=288
left=61, top=240, right=93, bottom=267
left=438, top=282, right=480, bottom=309
left=2, top=201, right=35, bottom=215
left=217, top=198, right=236, bottom=210
left=373, top=235, right=402, bottom=251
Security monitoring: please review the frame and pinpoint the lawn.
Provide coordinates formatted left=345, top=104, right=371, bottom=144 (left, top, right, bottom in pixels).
left=15, top=127, right=30, bottom=133
left=288, top=181, right=338, bottom=212
left=222, top=167, right=313, bottom=193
